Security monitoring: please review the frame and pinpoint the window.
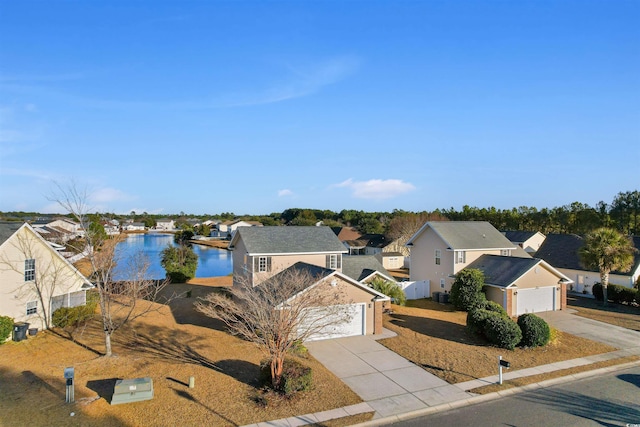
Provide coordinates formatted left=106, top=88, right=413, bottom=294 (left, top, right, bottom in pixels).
left=455, top=251, right=466, bottom=264
left=24, top=259, right=35, bottom=282
left=440, top=279, right=445, bottom=289
left=26, top=301, right=37, bottom=315
left=254, top=256, right=271, bottom=273
left=326, top=254, right=341, bottom=270
left=435, top=249, right=441, bottom=265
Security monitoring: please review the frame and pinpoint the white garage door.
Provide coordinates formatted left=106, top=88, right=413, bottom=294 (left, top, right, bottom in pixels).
left=516, top=287, right=556, bottom=315
left=302, top=303, right=365, bottom=342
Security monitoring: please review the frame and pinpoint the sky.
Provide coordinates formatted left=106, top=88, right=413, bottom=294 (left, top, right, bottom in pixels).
left=0, top=1, right=638, bottom=216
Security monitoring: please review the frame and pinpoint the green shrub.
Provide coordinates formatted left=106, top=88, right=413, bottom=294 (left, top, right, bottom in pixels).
left=0, top=316, right=14, bottom=343
left=619, top=287, right=637, bottom=304
left=450, top=269, right=487, bottom=311
left=607, top=284, right=620, bottom=303
left=260, top=358, right=313, bottom=396
left=475, top=300, right=508, bottom=316
left=592, top=283, right=603, bottom=301
left=484, top=315, right=522, bottom=350
left=466, top=308, right=493, bottom=335
left=517, top=313, right=550, bottom=347
left=52, top=293, right=98, bottom=328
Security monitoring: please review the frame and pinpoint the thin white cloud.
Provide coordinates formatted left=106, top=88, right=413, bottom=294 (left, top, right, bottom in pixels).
left=278, top=189, right=294, bottom=197
left=89, top=187, right=136, bottom=204
left=334, top=178, right=416, bottom=200
left=227, top=56, right=361, bottom=107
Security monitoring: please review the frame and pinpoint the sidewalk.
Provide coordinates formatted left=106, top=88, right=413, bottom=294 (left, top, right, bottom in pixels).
left=241, top=352, right=640, bottom=427
left=242, top=310, right=640, bottom=427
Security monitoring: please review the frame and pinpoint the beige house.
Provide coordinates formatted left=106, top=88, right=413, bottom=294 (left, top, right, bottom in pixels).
left=0, top=222, right=92, bottom=333
left=467, top=255, right=570, bottom=316
left=406, top=221, right=516, bottom=295
left=229, top=226, right=390, bottom=339
left=502, top=230, right=546, bottom=254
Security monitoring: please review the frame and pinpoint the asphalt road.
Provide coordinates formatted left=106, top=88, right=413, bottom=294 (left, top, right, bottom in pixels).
left=390, top=365, right=640, bottom=427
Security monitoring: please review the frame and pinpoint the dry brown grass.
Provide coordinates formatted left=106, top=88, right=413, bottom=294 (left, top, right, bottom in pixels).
left=0, top=279, right=362, bottom=427
left=468, top=356, right=640, bottom=394
left=380, top=299, right=618, bottom=384
left=567, top=296, right=640, bottom=332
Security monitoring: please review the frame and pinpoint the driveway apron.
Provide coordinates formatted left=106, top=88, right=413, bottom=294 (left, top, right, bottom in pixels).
left=305, top=333, right=475, bottom=418
left=537, top=309, right=640, bottom=350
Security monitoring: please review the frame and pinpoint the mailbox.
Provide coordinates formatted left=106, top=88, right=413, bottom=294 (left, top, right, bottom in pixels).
left=64, top=367, right=75, bottom=403
left=499, top=360, right=510, bottom=368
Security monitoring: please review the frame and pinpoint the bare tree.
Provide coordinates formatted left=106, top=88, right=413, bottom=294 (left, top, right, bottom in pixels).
left=385, top=212, right=447, bottom=256
left=51, top=182, right=170, bottom=356
left=195, top=266, right=354, bottom=389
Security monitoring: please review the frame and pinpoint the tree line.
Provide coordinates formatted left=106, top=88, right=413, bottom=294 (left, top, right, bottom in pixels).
left=2, top=190, right=638, bottom=237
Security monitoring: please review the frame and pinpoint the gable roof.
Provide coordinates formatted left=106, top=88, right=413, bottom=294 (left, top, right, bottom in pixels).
left=466, top=254, right=570, bottom=288
left=342, top=255, right=395, bottom=282
left=407, top=221, right=515, bottom=250
left=229, top=226, right=348, bottom=255
left=535, top=233, right=640, bottom=275
left=331, top=227, right=362, bottom=241
left=502, top=230, right=541, bottom=243
left=0, top=222, right=93, bottom=288
left=266, top=262, right=390, bottom=306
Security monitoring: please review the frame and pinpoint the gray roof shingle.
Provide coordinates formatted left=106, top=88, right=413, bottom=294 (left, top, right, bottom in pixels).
left=342, top=256, right=393, bottom=282
left=466, top=254, right=542, bottom=288
left=231, top=226, right=348, bottom=255
left=502, top=230, right=539, bottom=243
left=410, top=221, right=515, bottom=250
left=0, top=221, right=25, bottom=246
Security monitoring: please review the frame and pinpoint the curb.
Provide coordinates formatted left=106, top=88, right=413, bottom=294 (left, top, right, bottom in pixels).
left=351, top=359, right=640, bottom=426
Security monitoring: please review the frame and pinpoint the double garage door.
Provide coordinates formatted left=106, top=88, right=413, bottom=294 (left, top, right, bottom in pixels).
left=516, top=287, right=556, bottom=316
left=302, top=303, right=365, bottom=342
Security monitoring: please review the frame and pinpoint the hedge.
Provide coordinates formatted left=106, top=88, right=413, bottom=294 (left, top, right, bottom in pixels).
left=52, top=291, right=98, bottom=328
left=475, top=299, right=508, bottom=317
left=0, top=316, right=13, bottom=343
left=466, top=309, right=493, bottom=336
left=484, top=315, right=522, bottom=350
left=596, top=283, right=638, bottom=304
left=517, top=313, right=550, bottom=347
left=592, top=283, right=603, bottom=301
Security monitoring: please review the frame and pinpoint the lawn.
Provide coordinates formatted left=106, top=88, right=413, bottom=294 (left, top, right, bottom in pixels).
left=567, top=295, right=640, bottom=332
left=379, top=299, right=621, bottom=384
left=0, top=277, right=367, bottom=427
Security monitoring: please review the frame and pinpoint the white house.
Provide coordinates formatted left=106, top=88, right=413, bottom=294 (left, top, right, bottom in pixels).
left=155, top=218, right=175, bottom=231
left=0, top=222, right=93, bottom=333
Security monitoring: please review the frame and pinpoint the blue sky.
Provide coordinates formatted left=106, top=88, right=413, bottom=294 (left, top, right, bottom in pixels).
left=1, top=1, right=638, bottom=216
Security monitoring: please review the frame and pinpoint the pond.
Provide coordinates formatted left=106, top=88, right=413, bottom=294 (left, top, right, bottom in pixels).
left=113, top=233, right=232, bottom=280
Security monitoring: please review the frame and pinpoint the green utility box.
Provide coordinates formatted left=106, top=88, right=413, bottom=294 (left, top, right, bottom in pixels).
left=111, top=377, right=154, bottom=405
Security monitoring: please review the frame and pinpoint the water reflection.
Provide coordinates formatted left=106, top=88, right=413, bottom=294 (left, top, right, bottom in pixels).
left=113, top=233, right=232, bottom=280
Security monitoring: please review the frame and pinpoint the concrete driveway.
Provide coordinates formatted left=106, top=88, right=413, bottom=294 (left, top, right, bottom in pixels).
left=538, top=309, right=640, bottom=350
left=305, top=332, right=475, bottom=418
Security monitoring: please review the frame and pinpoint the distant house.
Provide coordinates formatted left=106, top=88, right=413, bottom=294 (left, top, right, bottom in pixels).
left=535, top=234, right=640, bottom=294
left=0, top=222, right=93, bottom=333
left=467, top=254, right=570, bottom=316
left=216, top=220, right=262, bottom=239
left=123, top=222, right=146, bottom=232
left=375, top=252, right=406, bottom=270
left=228, top=226, right=389, bottom=339
left=31, top=218, right=83, bottom=244
left=155, top=218, right=175, bottom=231
left=502, top=231, right=546, bottom=254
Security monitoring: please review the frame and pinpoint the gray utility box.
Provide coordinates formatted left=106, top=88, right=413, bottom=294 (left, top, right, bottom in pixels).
left=111, top=377, right=154, bottom=405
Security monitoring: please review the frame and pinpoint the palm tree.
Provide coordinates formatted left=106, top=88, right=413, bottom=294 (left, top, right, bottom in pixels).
left=369, top=277, right=406, bottom=306
left=579, top=227, right=636, bottom=306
